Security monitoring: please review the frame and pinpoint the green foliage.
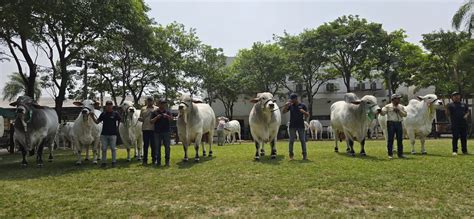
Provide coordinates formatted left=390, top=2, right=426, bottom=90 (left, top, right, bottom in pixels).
left=0, top=140, right=473, bottom=217
left=2, top=72, right=41, bottom=101
left=452, top=1, right=473, bottom=34
left=315, top=15, right=386, bottom=92
left=232, top=42, right=289, bottom=97
left=415, top=31, right=470, bottom=95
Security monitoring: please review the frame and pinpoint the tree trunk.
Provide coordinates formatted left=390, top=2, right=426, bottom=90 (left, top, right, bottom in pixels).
left=55, top=63, right=69, bottom=122
left=26, top=70, right=37, bottom=99
left=82, top=60, right=88, bottom=100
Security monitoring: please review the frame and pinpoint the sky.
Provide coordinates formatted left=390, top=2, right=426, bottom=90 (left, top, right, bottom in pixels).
left=0, top=0, right=465, bottom=95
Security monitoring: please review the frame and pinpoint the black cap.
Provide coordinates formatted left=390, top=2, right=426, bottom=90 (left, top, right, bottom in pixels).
left=289, top=93, right=298, bottom=100
left=391, top=94, right=401, bottom=100
left=451, top=91, right=461, bottom=96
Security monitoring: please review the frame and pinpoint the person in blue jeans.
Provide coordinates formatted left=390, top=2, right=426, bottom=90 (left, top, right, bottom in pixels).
left=151, top=98, right=173, bottom=167
left=380, top=94, right=407, bottom=159
left=138, top=96, right=158, bottom=165
left=91, top=100, right=121, bottom=167
left=282, top=93, right=310, bottom=160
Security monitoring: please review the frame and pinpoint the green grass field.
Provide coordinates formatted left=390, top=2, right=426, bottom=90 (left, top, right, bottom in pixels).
left=0, top=139, right=473, bottom=217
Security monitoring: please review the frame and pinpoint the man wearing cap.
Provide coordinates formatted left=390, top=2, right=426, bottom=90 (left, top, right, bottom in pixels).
left=380, top=94, right=407, bottom=159
left=138, top=96, right=158, bottom=165
left=91, top=100, right=121, bottom=167
left=446, top=92, right=470, bottom=155
left=151, top=98, right=173, bottom=167
left=282, top=93, right=310, bottom=160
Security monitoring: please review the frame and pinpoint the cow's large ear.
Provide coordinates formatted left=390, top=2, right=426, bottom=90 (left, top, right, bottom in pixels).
left=9, top=101, right=17, bottom=107
left=73, top=101, right=83, bottom=106
left=32, top=103, right=44, bottom=109
left=417, top=96, right=423, bottom=101
left=351, top=100, right=362, bottom=105
left=250, top=98, right=259, bottom=103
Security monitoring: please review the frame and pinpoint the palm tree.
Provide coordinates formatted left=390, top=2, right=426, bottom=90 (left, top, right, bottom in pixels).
left=2, top=72, right=41, bottom=101
left=452, top=0, right=474, bottom=35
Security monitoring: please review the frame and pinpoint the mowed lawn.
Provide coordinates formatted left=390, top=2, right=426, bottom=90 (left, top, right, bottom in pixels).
left=0, top=139, right=473, bottom=217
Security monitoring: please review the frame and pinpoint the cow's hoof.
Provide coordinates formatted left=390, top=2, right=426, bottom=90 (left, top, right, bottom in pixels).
left=126, top=159, right=131, bottom=162
left=203, top=152, right=207, bottom=157
left=75, top=162, right=82, bottom=166
left=137, top=158, right=142, bottom=161
left=411, top=150, right=416, bottom=154
left=37, top=163, right=43, bottom=168
left=254, top=156, right=260, bottom=161
left=21, top=163, right=28, bottom=168
left=360, top=152, right=366, bottom=157
left=194, top=158, right=200, bottom=162
left=183, top=158, right=189, bottom=162
left=334, top=148, right=339, bottom=153
left=48, top=159, right=53, bottom=163
left=93, top=161, right=98, bottom=165
left=421, top=151, right=427, bottom=155
left=350, top=153, right=355, bottom=157
left=271, top=155, right=276, bottom=159
left=85, top=158, right=89, bottom=162
left=260, top=152, right=265, bottom=157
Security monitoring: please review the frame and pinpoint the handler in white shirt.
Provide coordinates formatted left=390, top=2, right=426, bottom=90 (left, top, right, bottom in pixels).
left=380, top=94, right=407, bottom=159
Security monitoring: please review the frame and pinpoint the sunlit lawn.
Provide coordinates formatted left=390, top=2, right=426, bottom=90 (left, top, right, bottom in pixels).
left=0, top=138, right=473, bottom=217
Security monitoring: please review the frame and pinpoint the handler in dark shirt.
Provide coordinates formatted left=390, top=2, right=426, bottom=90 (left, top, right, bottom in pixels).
left=446, top=92, right=470, bottom=155
left=282, top=93, right=310, bottom=160
left=151, top=99, right=173, bottom=167
left=91, top=100, right=121, bottom=167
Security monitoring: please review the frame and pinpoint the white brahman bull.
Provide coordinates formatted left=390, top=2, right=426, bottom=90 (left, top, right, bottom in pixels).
left=286, top=121, right=309, bottom=140
left=224, top=120, right=241, bottom=144
left=368, top=118, right=380, bottom=139
left=249, top=92, right=281, bottom=160
left=379, top=94, right=442, bottom=154
left=327, top=125, right=334, bottom=140
left=330, top=93, right=380, bottom=156
left=309, top=120, right=323, bottom=140
left=72, top=100, right=102, bottom=165
left=177, top=95, right=216, bottom=162
left=56, top=122, right=75, bottom=151
left=10, top=96, right=59, bottom=167
left=118, top=101, right=143, bottom=161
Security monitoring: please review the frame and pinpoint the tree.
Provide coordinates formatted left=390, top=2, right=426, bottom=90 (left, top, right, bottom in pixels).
left=193, top=44, right=227, bottom=106
left=233, top=42, right=289, bottom=97
left=0, top=1, right=44, bottom=99
left=452, top=0, right=474, bottom=36
left=415, top=31, right=470, bottom=95
left=214, top=67, right=243, bottom=119
left=454, top=40, right=474, bottom=94
left=2, top=72, right=41, bottom=101
left=38, top=0, right=152, bottom=119
left=372, top=30, right=425, bottom=96
left=316, top=15, right=386, bottom=92
left=276, top=30, right=337, bottom=117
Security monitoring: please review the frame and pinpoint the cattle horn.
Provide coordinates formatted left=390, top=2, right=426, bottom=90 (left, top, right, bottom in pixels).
left=32, top=102, right=44, bottom=109
left=351, top=100, right=362, bottom=105
left=417, top=96, right=423, bottom=101
left=9, top=101, right=18, bottom=107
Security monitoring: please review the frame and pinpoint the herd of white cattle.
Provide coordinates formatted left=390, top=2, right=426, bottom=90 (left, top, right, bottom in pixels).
left=6, top=92, right=443, bottom=166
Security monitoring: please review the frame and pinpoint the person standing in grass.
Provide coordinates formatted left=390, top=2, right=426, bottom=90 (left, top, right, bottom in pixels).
left=138, top=96, right=158, bottom=166
left=151, top=98, right=173, bottom=167
left=282, top=93, right=310, bottom=160
left=91, top=100, right=121, bottom=168
left=446, top=91, right=470, bottom=156
left=380, top=94, right=407, bottom=159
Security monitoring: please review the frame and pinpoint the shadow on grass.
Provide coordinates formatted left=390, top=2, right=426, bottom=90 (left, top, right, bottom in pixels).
left=0, top=151, right=136, bottom=180
left=176, top=155, right=214, bottom=169
left=335, top=151, right=385, bottom=161
left=253, top=155, right=285, bottom=165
